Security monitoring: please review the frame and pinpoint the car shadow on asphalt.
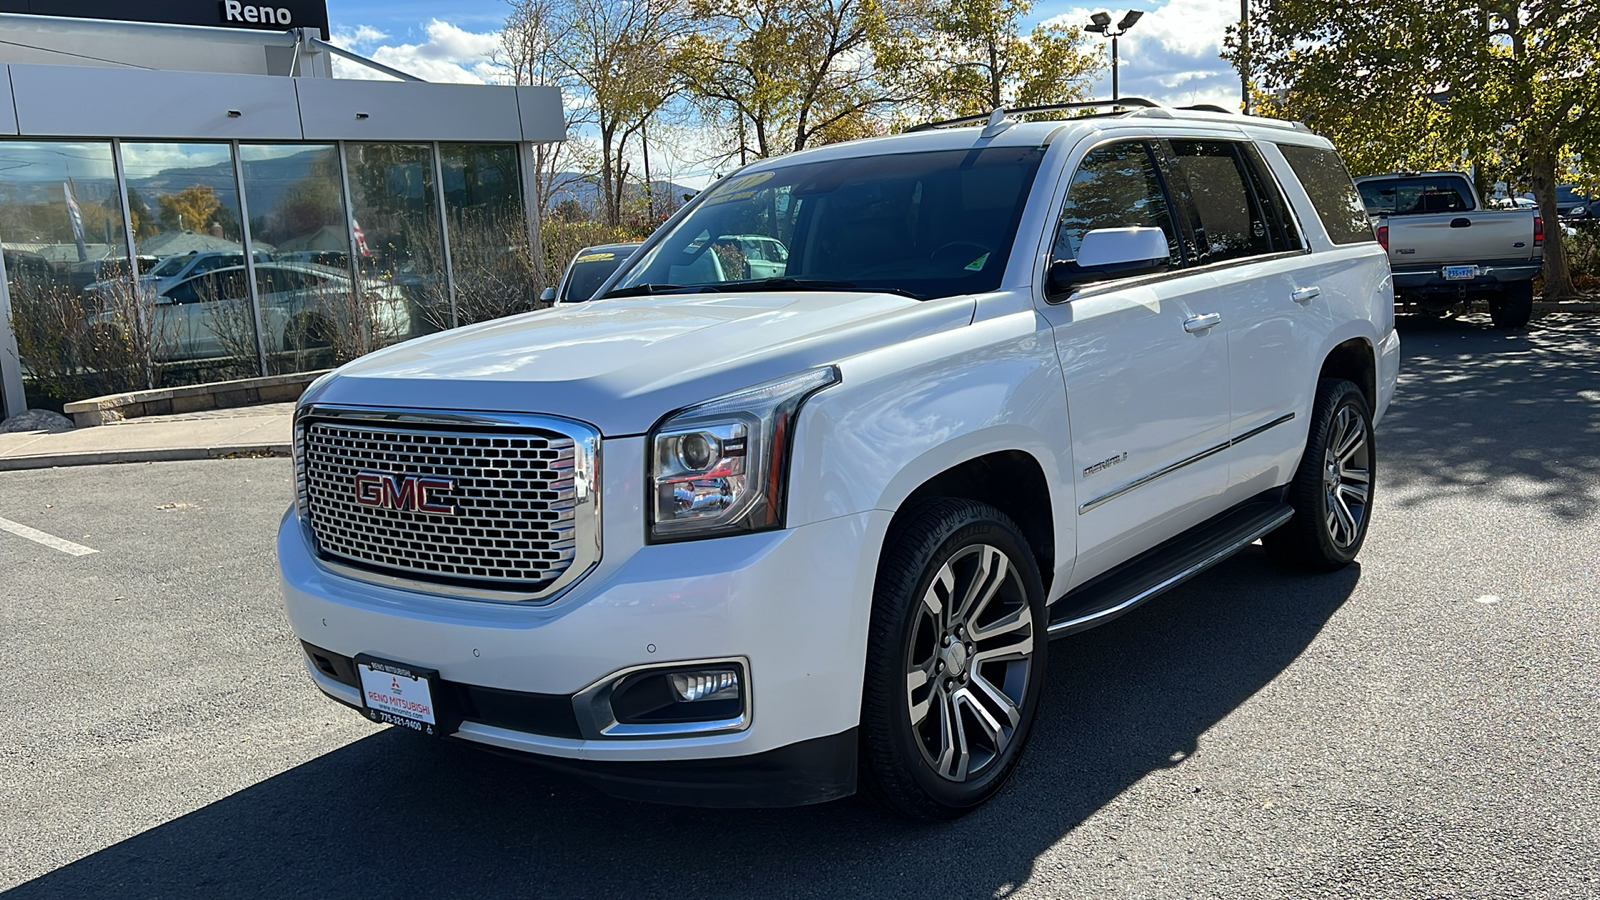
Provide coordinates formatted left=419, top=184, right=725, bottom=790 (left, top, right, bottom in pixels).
left=1385, top=312, right=1600, bottom=521
left=5, top=549, right=1358, bottom=900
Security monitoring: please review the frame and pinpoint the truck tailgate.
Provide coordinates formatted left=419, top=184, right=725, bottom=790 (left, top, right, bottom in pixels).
left=1387, top=209, right=1536, bottom=266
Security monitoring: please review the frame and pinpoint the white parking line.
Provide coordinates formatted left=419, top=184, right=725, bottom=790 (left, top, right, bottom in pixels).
left=0, top=516, right=98, bottom=556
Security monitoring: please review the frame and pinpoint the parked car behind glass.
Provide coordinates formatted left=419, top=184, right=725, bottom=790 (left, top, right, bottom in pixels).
left=94, top=261, right=410, bottom=362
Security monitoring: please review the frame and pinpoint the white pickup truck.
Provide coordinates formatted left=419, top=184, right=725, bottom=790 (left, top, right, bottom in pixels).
left=1355, top=171, right=1543, bottom=327
left=279, top=101, right=1400, bottom=819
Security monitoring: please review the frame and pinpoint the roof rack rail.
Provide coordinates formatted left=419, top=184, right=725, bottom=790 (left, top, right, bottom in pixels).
left=1178, top=104, right=1234, bottom=113
left=906, top=98, right=1164, bottom=133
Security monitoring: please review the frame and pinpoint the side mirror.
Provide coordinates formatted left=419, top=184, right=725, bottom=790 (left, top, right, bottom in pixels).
left=1047, top=226, right=1171, bottom=297
left=538, top=286, right=557, bottom=304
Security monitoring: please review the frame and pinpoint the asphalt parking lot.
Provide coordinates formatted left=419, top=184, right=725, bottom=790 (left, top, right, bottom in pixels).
left=1, top=313, right=1596, bottom=899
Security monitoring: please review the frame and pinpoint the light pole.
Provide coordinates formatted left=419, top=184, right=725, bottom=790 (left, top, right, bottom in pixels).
left=1086, top=9, right=1145, bottom=102
left=1240, top=0, right=1251, bottom=115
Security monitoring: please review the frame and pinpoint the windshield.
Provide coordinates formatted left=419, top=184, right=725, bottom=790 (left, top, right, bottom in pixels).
left=609, top=146, right=1046, bottom=301
left=561, top=248, right=633, bottom=302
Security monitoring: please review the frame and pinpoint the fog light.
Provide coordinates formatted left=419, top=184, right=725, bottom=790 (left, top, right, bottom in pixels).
left=669, top=669, right=740, bottom=702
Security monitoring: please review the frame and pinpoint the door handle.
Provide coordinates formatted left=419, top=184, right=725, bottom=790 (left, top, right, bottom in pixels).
left=1183, top=312, right=1221, bottom=333
left=1291, top=286, right=1321, bottom=303
left=1450, top=217, right=1472, bottom=228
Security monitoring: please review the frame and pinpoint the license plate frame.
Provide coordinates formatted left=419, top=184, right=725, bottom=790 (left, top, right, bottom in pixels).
left=1442, top=264, right=1480, bottom=281
left=355, top=655, right=446, bottom=737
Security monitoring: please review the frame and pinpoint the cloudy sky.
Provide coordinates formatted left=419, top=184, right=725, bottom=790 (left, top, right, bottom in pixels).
left=326, top=0, right=1242, bottom=103
left=324, top=0, right=1245, bottom=183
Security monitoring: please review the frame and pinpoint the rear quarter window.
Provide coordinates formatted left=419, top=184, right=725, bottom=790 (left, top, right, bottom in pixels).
left=1277, top=145, right=1377, bottom=245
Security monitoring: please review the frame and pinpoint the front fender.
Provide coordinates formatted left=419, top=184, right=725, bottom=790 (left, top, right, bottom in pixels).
left=787, top=305, right=1074, bottom=589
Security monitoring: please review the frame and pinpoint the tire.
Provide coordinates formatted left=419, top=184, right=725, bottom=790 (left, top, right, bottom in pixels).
left=1264, top=379, right=1375, bottom=572
left=1488, top=281, right=1533, bottom=328
left=858, top=499, right=1047, bottom=820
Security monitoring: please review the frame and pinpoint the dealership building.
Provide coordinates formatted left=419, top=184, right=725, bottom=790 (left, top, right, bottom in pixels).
left=0, top=2, right=564, bottom=419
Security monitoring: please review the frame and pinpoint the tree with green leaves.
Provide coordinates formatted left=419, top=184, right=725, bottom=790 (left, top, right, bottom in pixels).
left=1230, top=0, right=1599, bottom=298
left=676, top=0, right=908, bottom=162
left=881, top=0, right=1102, bottom=122
left=552, top=0, right=689, bottom=226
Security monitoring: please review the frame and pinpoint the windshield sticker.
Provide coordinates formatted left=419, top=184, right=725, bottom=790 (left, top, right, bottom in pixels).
left=576, top=253, right=615, bottom=263
left=965, top=253, right=990, bottom=271
left=704, top=171, right=776, bottom=206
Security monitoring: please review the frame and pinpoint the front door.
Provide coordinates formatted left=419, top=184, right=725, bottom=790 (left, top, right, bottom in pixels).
left=1036, top=139, right=1234, bottom=588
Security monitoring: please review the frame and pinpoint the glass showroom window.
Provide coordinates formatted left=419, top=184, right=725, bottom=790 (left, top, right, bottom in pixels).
left=239, top=143, right=367, bottom=375
left=439, top=143, right=535, bottom=325
left=345, top=143, right=447, bottom=338
left=0, top=140, right=145, bottom=406
left=120, top=142, right=260, bottom=383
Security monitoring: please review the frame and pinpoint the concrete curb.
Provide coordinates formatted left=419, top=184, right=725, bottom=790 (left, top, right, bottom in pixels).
left=1533, top=302, right=1600, bottom=313
left=0, top=443, right=290, bottom=472
left=65, top=370, right=329, bottom=427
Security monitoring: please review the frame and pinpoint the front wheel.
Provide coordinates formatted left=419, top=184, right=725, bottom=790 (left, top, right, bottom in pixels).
left=1264, top=378, right=1374, bottom=571
left=859, top=499, right=1047, bottom=820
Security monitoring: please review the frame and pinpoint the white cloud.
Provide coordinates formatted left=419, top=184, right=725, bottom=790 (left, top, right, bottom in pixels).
left=331, top=24, right=389, bottom=47
left=329, top=19, right=502, bottom=85
left=1038, top=0, right=1245, bottom=109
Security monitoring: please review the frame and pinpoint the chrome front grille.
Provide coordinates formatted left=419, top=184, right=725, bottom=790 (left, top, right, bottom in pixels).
left=296, top=407, right=601, bottom=601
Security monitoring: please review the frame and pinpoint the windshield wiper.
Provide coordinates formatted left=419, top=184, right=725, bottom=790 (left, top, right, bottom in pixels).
left=599, top=283, right=712, bottom=299
left=711, top=277, right=927, bottom=301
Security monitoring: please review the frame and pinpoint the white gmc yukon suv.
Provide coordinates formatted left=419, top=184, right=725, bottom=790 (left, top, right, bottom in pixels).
left=279, top=101, right=1399, bottom=820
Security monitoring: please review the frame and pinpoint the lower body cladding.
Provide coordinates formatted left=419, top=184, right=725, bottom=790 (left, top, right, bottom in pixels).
left=278, top=496, right=889, bottom=808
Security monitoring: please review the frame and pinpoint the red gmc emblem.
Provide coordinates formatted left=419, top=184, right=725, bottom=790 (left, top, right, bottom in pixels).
left=354, top=472, right=456, bottom=515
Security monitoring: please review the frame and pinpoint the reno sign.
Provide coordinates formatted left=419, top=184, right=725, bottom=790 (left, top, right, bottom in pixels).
left=0, top=1, right=329, bottom=38
left=222, top=2, right=295, bottom=27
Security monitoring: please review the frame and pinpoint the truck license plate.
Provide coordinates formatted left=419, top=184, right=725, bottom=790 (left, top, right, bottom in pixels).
left=1443, top=265, right=1479, bottom=280
left=356, top=656, right=441, bottom=735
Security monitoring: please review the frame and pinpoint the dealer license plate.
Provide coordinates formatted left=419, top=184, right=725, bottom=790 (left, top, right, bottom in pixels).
left=356, top=656, right=441, bottom=735
left=1443, top=265, right=1479, bottom=280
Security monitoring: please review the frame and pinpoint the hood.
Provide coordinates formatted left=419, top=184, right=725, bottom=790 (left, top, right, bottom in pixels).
left=306, top=292, right=975, bottom=435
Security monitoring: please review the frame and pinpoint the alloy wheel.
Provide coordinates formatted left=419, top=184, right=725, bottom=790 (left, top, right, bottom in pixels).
left=1322, top=405, right=1371, bottom=550
left=904, top=544, right=1036, bottom=782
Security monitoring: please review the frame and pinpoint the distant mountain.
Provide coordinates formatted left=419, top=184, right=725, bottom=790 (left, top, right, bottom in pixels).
left=545, top=172, right=700, bottom=216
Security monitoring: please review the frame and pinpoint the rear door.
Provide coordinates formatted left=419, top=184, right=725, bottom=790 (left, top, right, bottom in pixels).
left=1037, top=138, right=1234, bottom=586
left=1158, top=137, right=1323, bottom=503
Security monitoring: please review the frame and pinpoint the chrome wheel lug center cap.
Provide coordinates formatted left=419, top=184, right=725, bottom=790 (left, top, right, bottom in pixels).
left=941, top=641, right=969, bottom=679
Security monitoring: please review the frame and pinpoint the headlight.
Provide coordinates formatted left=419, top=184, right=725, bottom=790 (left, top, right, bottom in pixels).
left=647, top=367, right=839, bottom=542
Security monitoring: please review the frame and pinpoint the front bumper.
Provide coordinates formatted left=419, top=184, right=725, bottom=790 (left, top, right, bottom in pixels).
left=279, top=436, right=887, bottom=805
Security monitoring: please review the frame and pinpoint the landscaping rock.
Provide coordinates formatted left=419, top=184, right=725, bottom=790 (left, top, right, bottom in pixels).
left=1, top=409, right=75, bottom=433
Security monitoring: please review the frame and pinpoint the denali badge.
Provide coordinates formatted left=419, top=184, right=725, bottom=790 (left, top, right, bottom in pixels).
left=1083, top=452, right=1127, bottom=478
left=354, top=472, right=456, bottom=515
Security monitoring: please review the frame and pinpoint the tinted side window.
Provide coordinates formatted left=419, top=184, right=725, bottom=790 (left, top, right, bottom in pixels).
left=1240, top=143, right=1302, bottom=251
left=1052, top=141, right=1180, bottom=267
left=164, top=279, right=200, bottom=305
left=1168, top=139, right=1275, bottom=264
left=1278, top=145, right=1375, bottom=245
